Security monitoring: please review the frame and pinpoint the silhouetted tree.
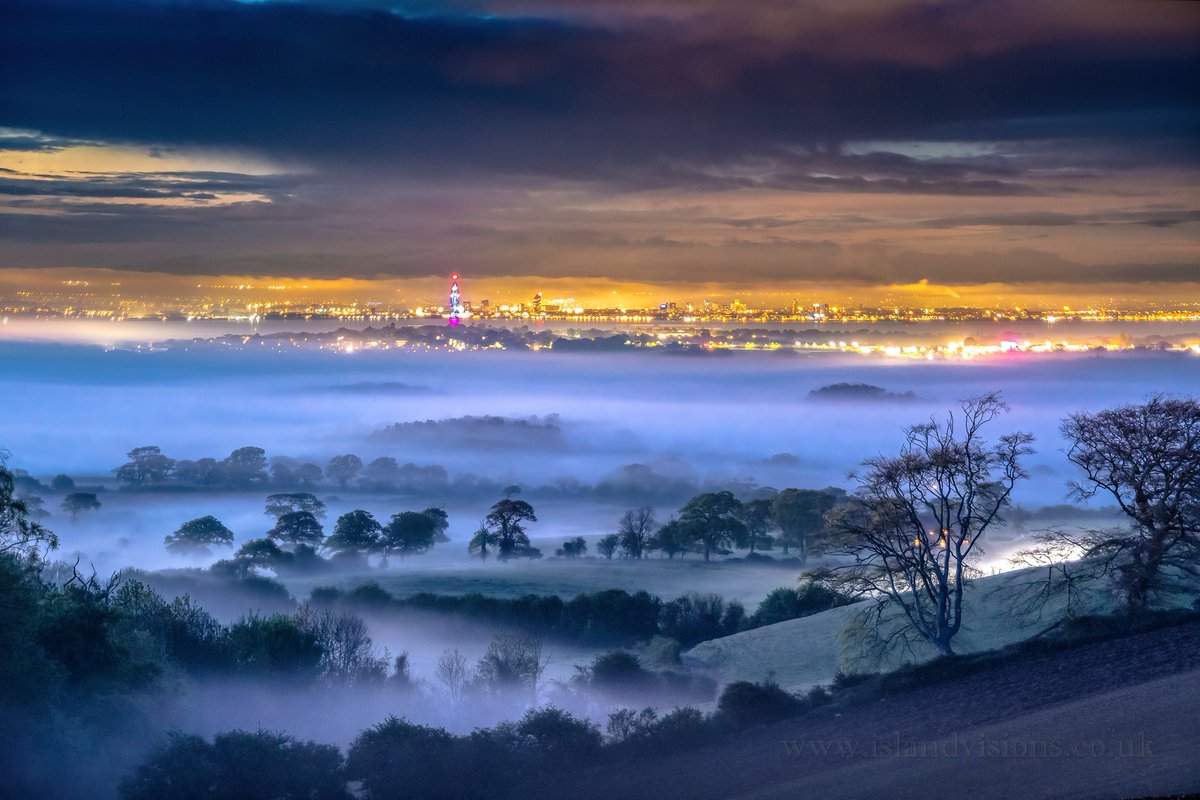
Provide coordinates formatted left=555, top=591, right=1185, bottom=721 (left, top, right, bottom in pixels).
left=659, top=592, right=742, bottom=644
left=679, top=491, right=745, bottom=561
left=176, top=457, right=221, bottom=487
left=236, top=537, right=286, bottom=568
left=49, top=474, right=75, bottom=492
left=596, top=533, right=620, bottom=560
left=165, top=515, right=234, bottom=555
left=512, top=706, right=601, bottom=768
left=296, top=607, right=388, bottom=685
left=223, top=447, right=269, bottom=487
left=265, top=492, right=327, bottom=520
left=326, top=454, right=363, bottom=489
left=649, top=519, right=691, bottom=559
left=267, top=511, right=325, bottom=548
left=436, top=648, right=469, bottom=713
left=361, top=457, right=402, bottom=490
left=559, top=536, right=587, bottom=558
left=326, top=510, right=383, bottom=559
left=346, top=717, right=457, bottom=800
left=1, top=461, right=58, bottom=558
left=483, top=498, right=537, bottom=561
left=61, top=491, right=101, bottom=521
left=115, top=445, right=176, bottom=486
left=617, top=506, right=656, bottom=559
left=827, top=393, right=1032, bottom=656
left=746, top=580, right=849, bottom=628
left=475, top=632, right=545, bottom=699
left=379, top=511, right=436, bottom=565
left=739, top=498, right=776, bottom=553
left=771, top=488, right=842, bottom=562
left=422, top=507, right=450, bottom=543
left=1044, top=395, right=1200, bottom=609
left=17, top=492, right=49, bottom=519
left=295, top=463, right=323, bottom=489
left=468, top=521, right=495, bottom=561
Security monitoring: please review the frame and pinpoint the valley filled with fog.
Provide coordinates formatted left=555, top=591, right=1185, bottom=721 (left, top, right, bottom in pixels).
left=1, top=324, right=1197, bottom=726
left=5, top=323, right=1198, bottom=576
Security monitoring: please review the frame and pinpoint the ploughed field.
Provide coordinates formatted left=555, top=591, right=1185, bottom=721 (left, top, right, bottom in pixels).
left=511, top=618, right=1200, bottom=800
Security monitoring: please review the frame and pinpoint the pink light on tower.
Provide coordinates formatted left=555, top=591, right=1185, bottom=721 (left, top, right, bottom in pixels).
left=449, top=272, right=464, bottom=325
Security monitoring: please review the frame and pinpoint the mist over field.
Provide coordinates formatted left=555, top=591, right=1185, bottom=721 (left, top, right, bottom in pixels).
left=2, top=325, right=1196, bottom=572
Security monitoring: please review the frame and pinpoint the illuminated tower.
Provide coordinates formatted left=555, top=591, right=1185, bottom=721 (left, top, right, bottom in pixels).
left=449, top=272, right=464, bottom=326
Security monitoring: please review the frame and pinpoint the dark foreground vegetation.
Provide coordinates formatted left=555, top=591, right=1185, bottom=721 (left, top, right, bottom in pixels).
left=0, top=541, right=851, bottom=799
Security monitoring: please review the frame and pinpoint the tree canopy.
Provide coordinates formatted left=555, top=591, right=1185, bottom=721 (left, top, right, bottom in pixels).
left=267, top=511, right=325, bottom=548
left=381, top=512, right=437, bottom=564
left=165, top=515, right=235, bottom=555
left=325, top=511, right=383, bottom=557
left=678, top=491, right=746, bottom=561
left=482, top=498, right=538, bottom=562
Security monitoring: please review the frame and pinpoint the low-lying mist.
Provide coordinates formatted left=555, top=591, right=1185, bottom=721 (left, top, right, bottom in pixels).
left=2, top=337, right=1192, bottom=575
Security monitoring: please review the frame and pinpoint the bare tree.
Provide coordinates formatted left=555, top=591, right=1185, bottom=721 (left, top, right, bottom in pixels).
left=617, top=506, right=656, bottom=559
left=828, top=393, right=1032, bottom=656
left=1050, top=395, right=1200, bottom=609
left=475, top=632, right=547, bottom=702
left=435, top=648, right=470, bottom=712
left=295, top=606, right=387, bottom=686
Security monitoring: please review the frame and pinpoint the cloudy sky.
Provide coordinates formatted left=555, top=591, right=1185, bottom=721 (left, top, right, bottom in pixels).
left=1, top=0, right=1197, bottom=304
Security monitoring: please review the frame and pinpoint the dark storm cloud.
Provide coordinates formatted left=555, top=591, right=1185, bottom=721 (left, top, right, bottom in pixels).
left=2, top=0, right=1197, bottom=179
left=1, top=0, right=1197, bottom=288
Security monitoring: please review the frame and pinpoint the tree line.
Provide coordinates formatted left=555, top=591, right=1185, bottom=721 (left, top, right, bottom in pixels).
left=311, top=580, right=848, bottom=648
left=161, top=493, right=451, bottom=575
left=110, top=445, right=452, bottom=494
left=562, top=484, right=845, bottom=563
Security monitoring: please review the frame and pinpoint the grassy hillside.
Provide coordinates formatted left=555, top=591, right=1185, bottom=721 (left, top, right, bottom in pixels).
left=685, top=564, right=1197, bottom=690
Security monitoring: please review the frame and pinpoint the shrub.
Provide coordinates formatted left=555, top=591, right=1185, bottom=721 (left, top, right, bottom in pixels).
left=715, top=678, right=802, bottom=728
left=643, top=706, right=713, bottom=752
left=605, top=707, right=658, bottom=743
left=588, top=650, right=651, bottom=692
left=514, top=706, right=602, bottom=768
left=346, top=717, right=457, bottom=800
left=745, top=581, right=850, bottom=629
left=121, top=729, right=349, bottom=800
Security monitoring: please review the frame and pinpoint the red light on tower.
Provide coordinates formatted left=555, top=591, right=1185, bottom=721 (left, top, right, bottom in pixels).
left=451, top=273, right=459, bottom=281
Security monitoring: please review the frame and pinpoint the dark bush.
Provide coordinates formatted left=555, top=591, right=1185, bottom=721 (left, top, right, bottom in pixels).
left=643, top=706, right=714, bottom=752
left=227, top=614, right=323, bottom=681
left=715, top=679, right=803, bottom=728
left=346, top=716, right=458, bottom=800
left=588, top=650, right=651, bottom=692
left=120, top=729, right=349, bottom=800
left=744, top=581, right=850, bottom=629
left=513, top=706, right=602, bottom=768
